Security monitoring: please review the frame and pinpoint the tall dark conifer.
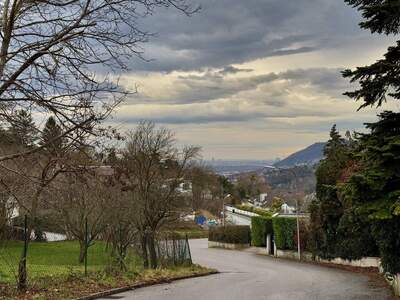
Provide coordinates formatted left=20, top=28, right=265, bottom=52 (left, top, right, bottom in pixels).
left=311, top=125, right=350, bottom=258
left=343, top=0, right=400, bottom=109
left=41, top=116, right=63, bottom=155
left=339, top=0, right=400, bottom=273
left=8, top=110, right=38, bottom=147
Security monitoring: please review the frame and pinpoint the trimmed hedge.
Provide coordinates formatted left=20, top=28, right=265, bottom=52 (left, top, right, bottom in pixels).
left=208, top=225, right=251, bottom=244
left=251, top=216, right=273, bottom=247
left=272, top=217, right=297, bottom=250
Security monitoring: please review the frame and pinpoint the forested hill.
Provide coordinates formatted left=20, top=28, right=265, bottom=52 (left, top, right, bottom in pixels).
left=274, top=142, right=326, bottom=168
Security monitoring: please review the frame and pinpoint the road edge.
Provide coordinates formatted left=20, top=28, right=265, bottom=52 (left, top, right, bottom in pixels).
left=73, top=270, right=219, bottom=300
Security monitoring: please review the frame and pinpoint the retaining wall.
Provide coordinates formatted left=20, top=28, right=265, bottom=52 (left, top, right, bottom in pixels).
left=275, top=249, right=380, bottom=268
left=208, top=241, right=250, bottom=250
left=274, top=249, right=400, bottom=297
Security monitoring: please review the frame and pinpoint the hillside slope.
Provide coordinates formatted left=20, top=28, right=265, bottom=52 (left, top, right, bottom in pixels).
left=274, top=142, right=326, bottom=168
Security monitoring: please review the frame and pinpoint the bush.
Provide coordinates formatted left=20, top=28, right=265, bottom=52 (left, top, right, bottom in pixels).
left=251, top=216, right=273, bottom=247
left=372, top=218, right=400, bottom=274
left=272, top=217, right=297, bottom=250
left=293, top=219, right=312, bottom=252
left=208, top=225, right=250, bottom=244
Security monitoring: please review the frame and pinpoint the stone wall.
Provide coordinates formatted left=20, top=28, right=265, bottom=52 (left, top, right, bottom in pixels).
left=275, top=249, right=400, bottom=297
left=275, top=249, right=380, bottom=268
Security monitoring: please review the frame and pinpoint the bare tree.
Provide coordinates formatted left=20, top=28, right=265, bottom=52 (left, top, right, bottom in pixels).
left=52, top=171, right=111, bottom=263
left=105, top=189, right=138, bottom=272
left=122, top=121, right=200, bottom=269
left=189, top=164, right=223, bottom=215
left=0, top=0, right=199, bottom=163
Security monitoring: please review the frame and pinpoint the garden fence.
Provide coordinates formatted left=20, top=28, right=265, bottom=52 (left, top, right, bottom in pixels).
left=155, top=232, right=192, bottom=267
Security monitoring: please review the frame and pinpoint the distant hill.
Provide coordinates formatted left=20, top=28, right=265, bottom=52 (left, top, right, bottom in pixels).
left=207, top=159, right=277, bottom=175
left=274, top=142, right=326, bottom=168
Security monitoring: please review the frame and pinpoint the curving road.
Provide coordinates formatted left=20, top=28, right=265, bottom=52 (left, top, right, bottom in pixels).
left=100, top=239, right=392, bottom=300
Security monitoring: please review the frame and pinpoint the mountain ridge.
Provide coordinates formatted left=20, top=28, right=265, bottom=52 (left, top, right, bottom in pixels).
left=274, top=142, right=326, bottom=168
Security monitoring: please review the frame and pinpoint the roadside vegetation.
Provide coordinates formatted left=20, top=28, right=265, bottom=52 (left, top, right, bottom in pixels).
left=208, top=225, right=251, bottom=245
left=1, top=264, right=212, bottom=300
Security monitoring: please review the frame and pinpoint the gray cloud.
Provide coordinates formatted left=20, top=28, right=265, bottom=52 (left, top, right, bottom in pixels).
left=110, top=0, right=393, bottom=159
left=219, top=66, right=253, bottom=75
left=129, top=71, right=279, bottom=104
left=128, top=67, right=350, bottom=107
left=118, top=111, right=266, bottom=125
left=126, top=0, right=371, bottom=72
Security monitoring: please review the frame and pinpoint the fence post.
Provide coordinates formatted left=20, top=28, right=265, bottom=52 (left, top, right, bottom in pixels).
left=84, top=217, right=88, bottom=276
left=18, top=215, right=28, bottom=291
left=172, top=238, right=176, bottom=266
left=185, top=234, right=192, bottom=265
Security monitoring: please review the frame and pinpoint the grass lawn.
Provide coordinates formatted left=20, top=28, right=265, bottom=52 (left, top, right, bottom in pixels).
left=0, top=240, right=141, bottom=284
left=0, top=264, right=214, bottom=300
left=0, top=240, right=214, bottom=300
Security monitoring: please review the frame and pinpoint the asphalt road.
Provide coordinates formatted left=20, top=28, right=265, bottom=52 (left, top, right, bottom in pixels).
left=100, top=239, right=392, bottom=300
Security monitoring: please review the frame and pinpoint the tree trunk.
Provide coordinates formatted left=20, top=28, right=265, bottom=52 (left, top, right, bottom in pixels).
left=18, top=257, right=27, bottom=291
left=18, top=215, right=28, bottom=291
left=27, top=186, right=44, bottom=240
left=79, top=240, right=86, bottom=264
left=148, top=231, right=158, bottom=269
left=141, top=234, right=149, bottom=269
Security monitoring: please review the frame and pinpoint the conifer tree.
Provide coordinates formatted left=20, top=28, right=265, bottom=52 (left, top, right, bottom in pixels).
left=311, top=125, right=350, bottom=258
left=341, top=0, right=400, bottom=274
left=40, top=116, right=63, bottom=155
left=343, top=0, right=400, bottom=109
left=340, top=112, right=400, bottom=273
left=8, top=110, right=38, bottom=147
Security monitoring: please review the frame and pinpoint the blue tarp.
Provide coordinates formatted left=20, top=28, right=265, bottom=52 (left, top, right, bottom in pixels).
left=195, top=215, right=207, bottom=225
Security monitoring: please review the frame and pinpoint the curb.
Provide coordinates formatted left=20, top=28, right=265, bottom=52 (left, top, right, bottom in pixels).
left=73, top=270, right=219, bottom=300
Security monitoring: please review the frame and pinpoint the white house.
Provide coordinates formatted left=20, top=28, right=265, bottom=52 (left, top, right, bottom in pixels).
left=5, top=196, right=19, bottom=222
left=281, top=203, right=296, bottom=214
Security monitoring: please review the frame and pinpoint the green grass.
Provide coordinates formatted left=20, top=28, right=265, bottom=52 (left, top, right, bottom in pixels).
left=1, top=264, right=214, bottom=300
left=0, top=240, right=214, bottom=300
left=0, top=241, right=141, bottom=284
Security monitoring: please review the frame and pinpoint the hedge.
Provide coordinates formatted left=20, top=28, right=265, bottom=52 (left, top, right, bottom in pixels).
left=272, top=217, right=297, bottom=250
left=251, top=216, right=273, bottom=247
left=208, top=225, right=251, bottom=244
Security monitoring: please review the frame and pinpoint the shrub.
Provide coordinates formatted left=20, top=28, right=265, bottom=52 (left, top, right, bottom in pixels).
left=293, top=219, right=312, bottom=252
left=272, top=217, right=297, bottom=250
left=208, top=225, right=251, bottom=244
left=372, top=218, right=400, bottom=274
left=251, top=216, right=273, bottom=247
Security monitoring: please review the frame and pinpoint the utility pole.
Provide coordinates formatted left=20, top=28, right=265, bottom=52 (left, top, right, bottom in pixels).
left=222, top=195, right=225, bottom=226
left=275, top=167, right=301, bottom=260
left=296, top=198, right=301, bottom=260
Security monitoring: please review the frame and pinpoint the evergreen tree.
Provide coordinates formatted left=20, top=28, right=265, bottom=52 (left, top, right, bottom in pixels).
left=8, top=110, right=38, bottom=147
left=341, top=0, right=400, bottom=273
left=343, top=0, right=400, bottom=109
left=40, top=116, right=63, bottom=155
left=310, top=125, right=350, bottom=258
left=341, top=112, right=400, bottom=273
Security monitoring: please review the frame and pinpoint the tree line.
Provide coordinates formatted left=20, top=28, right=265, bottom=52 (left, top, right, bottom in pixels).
left=310, top=0, right=400, bottom=275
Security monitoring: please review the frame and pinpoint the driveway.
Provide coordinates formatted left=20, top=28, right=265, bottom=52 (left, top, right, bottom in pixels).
left=100, top=239, right=392, bottom=300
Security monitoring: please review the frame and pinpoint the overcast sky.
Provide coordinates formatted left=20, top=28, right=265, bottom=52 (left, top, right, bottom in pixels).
left=111, top=0, right=397, bottom=160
